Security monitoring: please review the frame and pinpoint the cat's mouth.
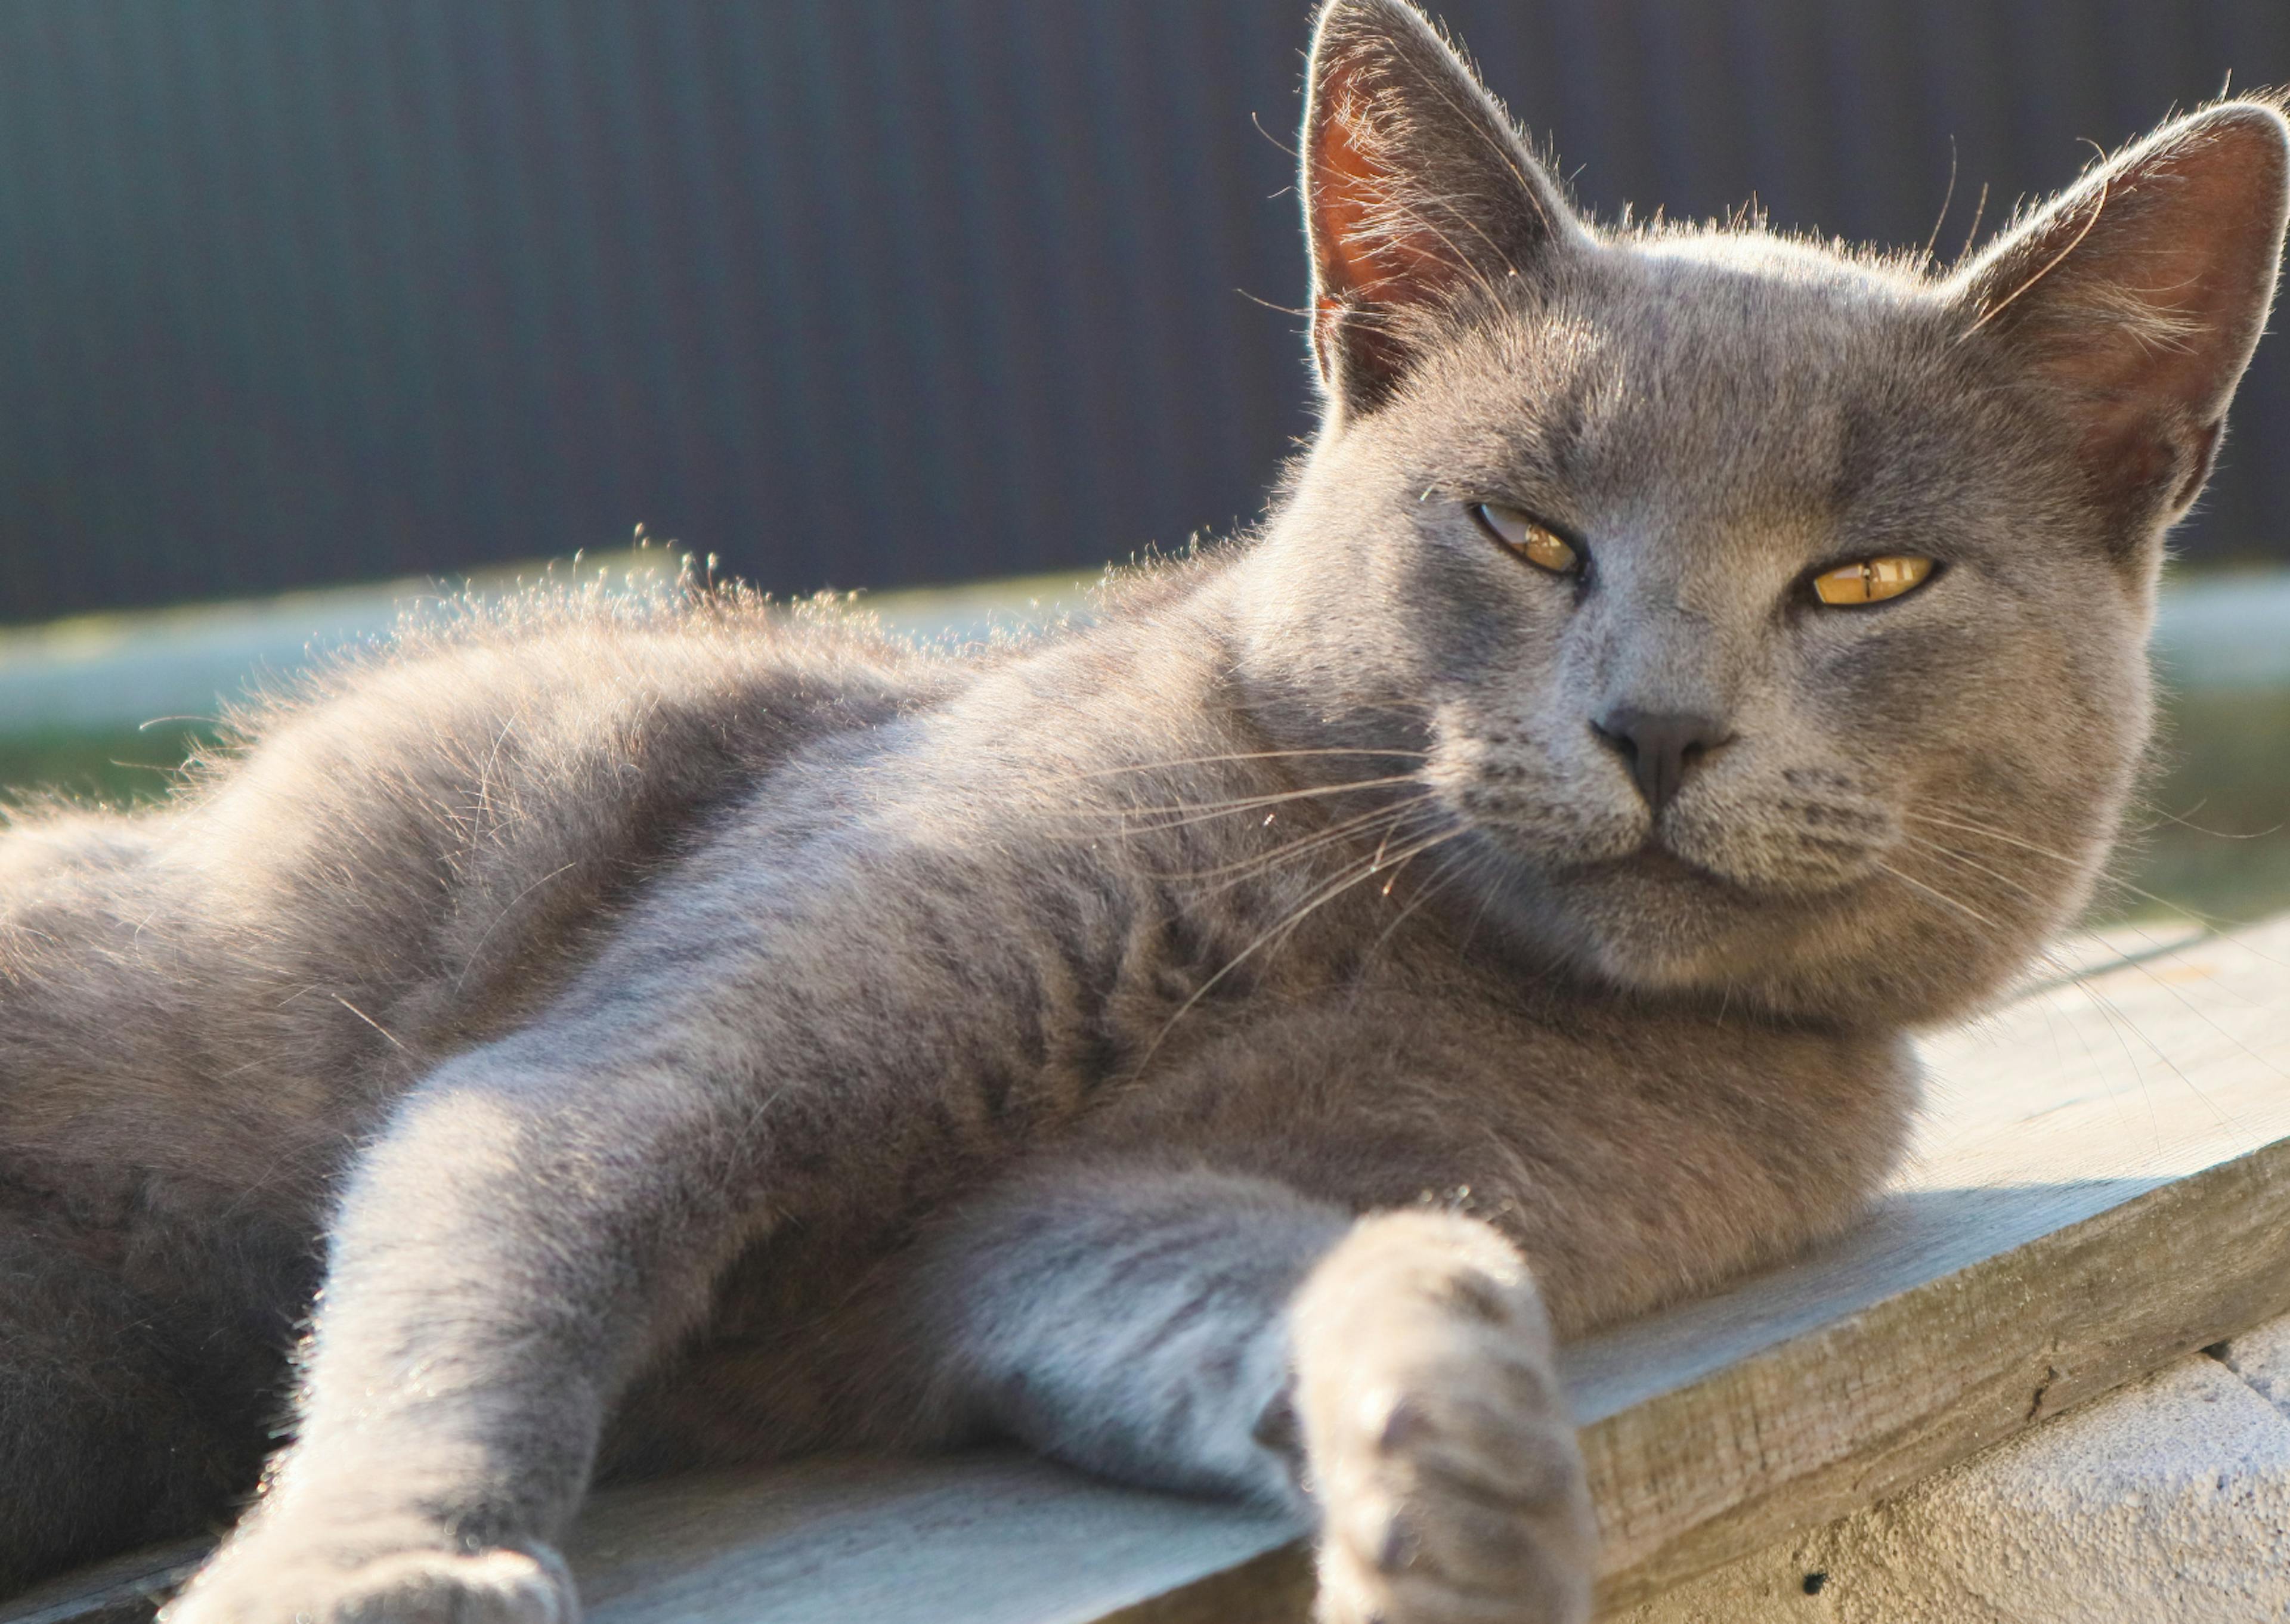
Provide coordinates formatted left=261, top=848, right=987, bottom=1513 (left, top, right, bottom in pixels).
left=1602, top=842, right=1728, bottom=885
left=1450, top=828, right=1802, bottom=995
left=1575, top=839, right=1802, bottom=907
left=1549, top=821, right=1886, bottom=906
left=1450, top=794, right=1799, bottom=900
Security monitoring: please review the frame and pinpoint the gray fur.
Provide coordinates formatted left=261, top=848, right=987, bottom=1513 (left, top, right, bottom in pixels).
left=0, top=4, right=2282, bottom=1622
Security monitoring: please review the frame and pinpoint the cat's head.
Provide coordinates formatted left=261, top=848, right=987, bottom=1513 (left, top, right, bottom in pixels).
left=1232, top=0, right=2289, bottom=1027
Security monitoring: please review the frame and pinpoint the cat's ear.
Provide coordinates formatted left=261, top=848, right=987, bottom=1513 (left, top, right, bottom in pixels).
left=1301, top=0, right=1584, bottom=417
left=1950, top=100, right=2290, bottom=537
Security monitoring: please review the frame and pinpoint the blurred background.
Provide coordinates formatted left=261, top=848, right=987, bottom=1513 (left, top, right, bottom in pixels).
left=0, top=0, right=2284, bottom=923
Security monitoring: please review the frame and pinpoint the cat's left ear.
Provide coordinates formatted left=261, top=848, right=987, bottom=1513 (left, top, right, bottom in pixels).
left=1950, top=100, right=2289, bottom=540
left=1302, top=0, right=1586, bottom=419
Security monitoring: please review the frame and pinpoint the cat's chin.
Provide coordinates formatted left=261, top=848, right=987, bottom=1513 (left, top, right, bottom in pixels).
left=1459, top=838, right=1850, bottom=1002
left=1460, top=836, right=2046, bottom=1028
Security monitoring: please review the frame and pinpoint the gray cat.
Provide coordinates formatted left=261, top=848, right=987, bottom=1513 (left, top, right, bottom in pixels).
left=2, top=2, right=2283, bottom=1620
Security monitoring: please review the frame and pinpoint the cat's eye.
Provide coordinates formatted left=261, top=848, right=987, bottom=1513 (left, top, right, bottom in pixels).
left=1473, top=503, right=1579, bottom=575
left=1810, top=555, right=1935, bottom=607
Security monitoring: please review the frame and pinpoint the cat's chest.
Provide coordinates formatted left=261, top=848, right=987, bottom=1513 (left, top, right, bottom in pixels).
left=1076, top=972, right=1918, bottom=1337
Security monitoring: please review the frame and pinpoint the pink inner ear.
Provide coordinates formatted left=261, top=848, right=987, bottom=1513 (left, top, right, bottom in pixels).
left=1309, top=72, right=1459, bottom=317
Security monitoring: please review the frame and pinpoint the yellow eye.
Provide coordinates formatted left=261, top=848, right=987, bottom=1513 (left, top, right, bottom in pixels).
left=1474, top=503, right=1579, bottom=575
left=1811, top=555, right=1935, bottom=606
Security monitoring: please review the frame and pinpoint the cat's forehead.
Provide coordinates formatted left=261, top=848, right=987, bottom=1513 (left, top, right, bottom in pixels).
left=1577, top=235, right=1941, bottom=407
left=1410, top=237, right=1979, bottom=530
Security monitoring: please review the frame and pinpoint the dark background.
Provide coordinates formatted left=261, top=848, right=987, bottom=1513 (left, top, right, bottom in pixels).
left=1, top=0, right=2285, bottom=625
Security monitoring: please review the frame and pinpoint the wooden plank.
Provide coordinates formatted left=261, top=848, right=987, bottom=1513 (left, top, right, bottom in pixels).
left=0, top=1460, right=1304, bottom=1624
left=9, top=918, right=2288, bottom=1623
left=569, top=1455, right=1297, bottom=1624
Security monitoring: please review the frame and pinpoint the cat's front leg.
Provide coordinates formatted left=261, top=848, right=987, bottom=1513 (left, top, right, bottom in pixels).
left=160, top=1030, right=766, bottom=1624
left=887, top=1163, right=1594, bottom=1624
left=1292, top=1210, right=1595, bottom=1624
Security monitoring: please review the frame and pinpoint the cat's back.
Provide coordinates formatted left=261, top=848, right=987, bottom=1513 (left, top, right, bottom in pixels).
left=0, top=588, right=967, bottom=1176
left=220, top=591, right=965, bottom=1005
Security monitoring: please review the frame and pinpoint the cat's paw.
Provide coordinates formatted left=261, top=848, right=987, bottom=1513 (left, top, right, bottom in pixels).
left=1289, top=1211, right=1596, bottom=1624
left=162, top=1540, right=578, bottom=1624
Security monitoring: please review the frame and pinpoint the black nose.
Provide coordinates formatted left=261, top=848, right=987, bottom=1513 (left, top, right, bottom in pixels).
left=1592, top=708, right=1731, bottom=814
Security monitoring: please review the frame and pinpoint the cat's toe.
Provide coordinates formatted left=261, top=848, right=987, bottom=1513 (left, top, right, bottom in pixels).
left=1313, top=1383, right=1594, bottom=1623
left=1318, top=1526, right=1586, bottom=1624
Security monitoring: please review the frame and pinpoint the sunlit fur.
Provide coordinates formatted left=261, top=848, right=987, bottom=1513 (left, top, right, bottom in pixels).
left=0, top=4, right=2281, bottom=1622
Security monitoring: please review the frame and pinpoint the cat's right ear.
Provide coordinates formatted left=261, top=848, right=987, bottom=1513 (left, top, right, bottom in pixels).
left=1301, top=0, right=1584, bottom=419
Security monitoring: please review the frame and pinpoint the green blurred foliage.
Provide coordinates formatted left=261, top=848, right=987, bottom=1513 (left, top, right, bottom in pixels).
left=2118, top=689, right=2290, bottom=928
left=0, top=724, right=221, bottom=810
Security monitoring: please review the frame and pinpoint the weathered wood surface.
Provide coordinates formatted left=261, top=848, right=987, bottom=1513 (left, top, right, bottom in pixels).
left=569, top=1456, right=1298, bottom=1624
left=8, top=917, right=2287, bottom=1623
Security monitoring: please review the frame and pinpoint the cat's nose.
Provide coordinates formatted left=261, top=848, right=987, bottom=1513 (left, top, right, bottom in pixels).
left=1592, top=708, right=1732, bottom=814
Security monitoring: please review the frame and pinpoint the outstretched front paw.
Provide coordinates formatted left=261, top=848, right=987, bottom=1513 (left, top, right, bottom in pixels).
left=163, top=1539, right=578, bottom=1624
left=1290, top=1211, right=1596, bottom=1624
